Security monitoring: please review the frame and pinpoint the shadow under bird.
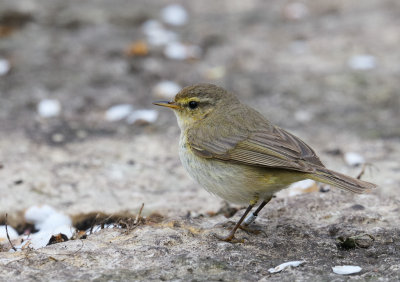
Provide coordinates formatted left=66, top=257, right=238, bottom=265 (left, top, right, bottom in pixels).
left=153, top=83, right=376, bottom=242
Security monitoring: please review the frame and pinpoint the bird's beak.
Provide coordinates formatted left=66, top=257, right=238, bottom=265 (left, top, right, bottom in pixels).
left=152, top=100, right=180, bottom=109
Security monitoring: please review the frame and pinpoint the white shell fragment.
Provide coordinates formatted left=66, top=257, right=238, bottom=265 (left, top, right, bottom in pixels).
left=0, top=225, right=19, bottom=240
left=294, top=110, right=313, bottom=123
left=0, top=58, right=11, bottom=76
left=25, top=205, right=72, bottom=232
left=268, top=260, right=305, bottom=273
left=21, top=205, right=74, bottom=249
left=348, top=55, right=376, bottom=70
left=161, top=4, right=188, bottom=26
left=105, top=104, right=134, bottom=121
left=153, top=80, right=181, bottom=99
left=332, top=265, right=362, bottom=275
left=25, top=205, right=57, bottom=225
left=37, top=99, right=61, bottom=118
left=344, top=152, right=365, bottom=167
left=276, top=179, right=318, bottom=198
left=141, top=20, right=178, bottom=46
left=126, top=109, right=158, bottom=124
left=86, top=224, right=121, bottom=235
left=287, top=179, right=318, bottom=197
left=164, top=42, right=202, bottom=60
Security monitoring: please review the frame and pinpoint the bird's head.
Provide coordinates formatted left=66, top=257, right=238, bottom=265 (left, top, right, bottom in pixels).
left=153, top=83, right=238, bottom=130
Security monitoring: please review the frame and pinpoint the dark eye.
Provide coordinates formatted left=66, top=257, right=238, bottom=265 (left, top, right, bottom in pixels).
left=188, top=101, right=198, bottom=109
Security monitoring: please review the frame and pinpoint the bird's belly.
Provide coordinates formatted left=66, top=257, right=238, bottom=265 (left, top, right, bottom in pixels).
left=178, top=138, right=294, bottom=204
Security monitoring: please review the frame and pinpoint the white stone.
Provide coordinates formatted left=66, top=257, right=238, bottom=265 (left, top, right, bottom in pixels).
left=38, top=212, right=72, bottom=232
left=21, top=205, right=75, bottom=249
left=204, top=66, right=226, bottom=80
left=332, top=265, right=362, bottom=275
left=164, top=42, right=201, bottom=60
left=37, top=99, right=61, bottom=118
left=153, top=81, right=181, bottom=99
left=344, top=152, right=365, bottom=167
left=126, top=109, right=158, bottom=124
left=105, top=104, right=134, bottom=121
left=276, top=179, right=317, bottom=198
left=294, top=110, right=313, bottom=122
left=25, top=205, right=72, bottom=232
left=141, top=20, right=178, bottom=46
left=164, top=42, right=187, bottom=60
left=25, top=205, right=57, bottom=225
left=348, top=55, right=376, bottom=70
left=161, top=4, right=188, bottom=26
left=0, top=58, right=11, bottom=76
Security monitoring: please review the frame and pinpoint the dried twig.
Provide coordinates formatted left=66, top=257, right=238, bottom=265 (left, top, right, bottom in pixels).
left=5, top=213, right=17, bottom=251
left=356, top=162, right=376, bottom=180
left=134, top=203, right=145, bottom=225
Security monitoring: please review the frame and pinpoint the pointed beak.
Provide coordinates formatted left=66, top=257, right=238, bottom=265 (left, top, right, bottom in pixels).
left=152, top=100, right=180, bottom=109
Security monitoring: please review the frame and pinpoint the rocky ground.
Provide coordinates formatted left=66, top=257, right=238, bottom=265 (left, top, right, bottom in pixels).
left=0, top=0, right=399, bottom=281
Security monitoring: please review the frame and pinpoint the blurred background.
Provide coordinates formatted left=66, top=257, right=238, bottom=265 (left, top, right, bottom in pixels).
left=0, top=0, right=399, bottom=217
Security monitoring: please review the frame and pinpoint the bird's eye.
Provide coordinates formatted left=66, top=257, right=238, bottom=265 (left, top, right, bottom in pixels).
left=188, top=101, right=198, bottom=109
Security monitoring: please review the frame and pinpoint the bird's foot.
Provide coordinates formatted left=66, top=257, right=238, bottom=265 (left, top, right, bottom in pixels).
left=212, top=232, right=244, bottom=243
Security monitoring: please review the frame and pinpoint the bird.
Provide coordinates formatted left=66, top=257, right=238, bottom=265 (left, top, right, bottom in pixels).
left=153, top=83, right=376, bottom=242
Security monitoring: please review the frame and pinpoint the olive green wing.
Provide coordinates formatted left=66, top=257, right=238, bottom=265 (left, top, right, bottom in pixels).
left=187, top=109, right=324, bottom=173
left=186, top=105, right=376, bottom=193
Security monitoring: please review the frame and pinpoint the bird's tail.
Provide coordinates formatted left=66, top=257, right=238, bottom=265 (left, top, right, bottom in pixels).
left=310, top=168, right=376, bottom=194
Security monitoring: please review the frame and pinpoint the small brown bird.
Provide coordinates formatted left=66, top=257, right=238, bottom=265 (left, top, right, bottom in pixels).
left=154, top=84, right=376, bottom=242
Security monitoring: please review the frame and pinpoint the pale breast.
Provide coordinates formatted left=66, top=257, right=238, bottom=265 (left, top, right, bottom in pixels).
left=178, top=133, right=286, bottom=204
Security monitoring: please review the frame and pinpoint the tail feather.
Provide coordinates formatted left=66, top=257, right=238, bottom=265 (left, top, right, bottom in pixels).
left=311, top=168, right=376, bottom=194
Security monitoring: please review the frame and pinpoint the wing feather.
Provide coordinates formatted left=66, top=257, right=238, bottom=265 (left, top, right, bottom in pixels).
left=187, top=104, right=324, bottom=173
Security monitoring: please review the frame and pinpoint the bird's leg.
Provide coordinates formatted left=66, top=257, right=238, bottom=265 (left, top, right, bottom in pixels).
left=242, top=196, right=272, bottom=227
left=216, top=204, right=254, bottom=242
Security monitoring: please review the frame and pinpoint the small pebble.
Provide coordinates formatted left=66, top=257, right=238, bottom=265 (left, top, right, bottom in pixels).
left=0, top=58, right=11, bottom=76
left=37, top=99, right=61, bottom=118
left=125, top=40, right=148, bottom=57
left=51, top=133, right=65, bottom=143
left=153, top=81, right=181, bottom=99
left=161, top=4, right=188, bottom=26
left=204, top=66, right=226, bottom=80
left=105, top=104, right=133, bottom=122
left=351, top=204, right=365, bottom=210
left=348, top=55, right=376, bottom=70
left=294, top=110, right=313, bottom=123
left=332, top=265, right=362, bottom=275
left=319, top=185, right=330, bottom=193
left=76, top=130, right=88, bottom=139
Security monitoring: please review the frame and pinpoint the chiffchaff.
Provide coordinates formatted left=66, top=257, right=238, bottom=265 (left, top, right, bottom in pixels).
left=154, top=84, right=376, bottom=242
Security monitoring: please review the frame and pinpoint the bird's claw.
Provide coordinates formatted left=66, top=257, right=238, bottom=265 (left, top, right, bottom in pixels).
left=211, top=232, right=244, bottom=243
